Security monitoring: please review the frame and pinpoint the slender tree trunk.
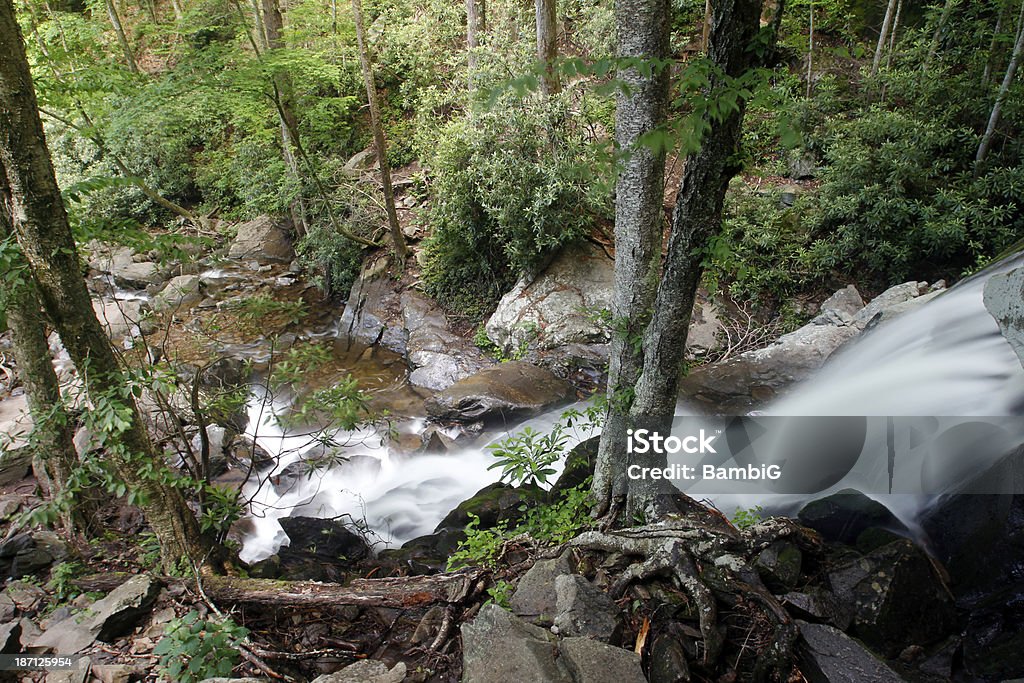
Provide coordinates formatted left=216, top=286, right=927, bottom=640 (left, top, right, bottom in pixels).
left=0, top=168, right=89, bottom=534
left=926, top=0, right=957, bottom=66
left=806, top=0, right=813, bottom=97
left=535, top=0, right=559, bottom=94
left=871, top=0, right=898, bottom=76
left=262, top=0, right=309, bottom=237
left=170, top=0, right=184, bottom=21
left=105, top=0, right=139, bottom=73
left=591, top=0, right=671, bottom=517
left=983, top=3, right=1008, bottom=87
left=624, top=0, right=776, bottom=520
left=885, top=0, right=903, bottom=70
left=976, top=0, right=1024, bottom=172
left=0, top=0, right=214, bottom=572
left=466, top=0, right=484, bottom=85
left=352, top=0, right=408, bottom=260
left=702, top=0, right=711, bottom=52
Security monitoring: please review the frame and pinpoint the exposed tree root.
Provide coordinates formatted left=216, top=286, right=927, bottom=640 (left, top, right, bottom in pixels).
left=570, top=515, right=822, bottom=682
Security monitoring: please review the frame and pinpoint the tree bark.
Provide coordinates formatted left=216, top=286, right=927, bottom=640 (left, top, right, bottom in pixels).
left=702, top=0, right=711, bottom=52
left=466, top=0, right=485, bottom=85
left=104, top=0, right=139, bottom=73
left=0, top=0, right=214, bottom=572
left=871, top=0, right=898, bottom=76
left=806, top=0, right=813, bottom=97
left=591, top=0, right=670, bottom=517
left=352, top=0, right=408, bottom=260
left=261, top=0, right=309, bottom=238
left=925, top=0, right=957, bottom=66
left=535, top=0, right=559, bottom=95
left=983, top=2, right=1008, bottom=87
left=976, top=0, right=1024, bottom=172
left=625, top=0, right=774, bottom=520
left=0, top=166, right=88, bottom=534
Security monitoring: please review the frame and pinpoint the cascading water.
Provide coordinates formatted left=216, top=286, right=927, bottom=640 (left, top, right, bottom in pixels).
left=237, top=252, right=1024, bottom=564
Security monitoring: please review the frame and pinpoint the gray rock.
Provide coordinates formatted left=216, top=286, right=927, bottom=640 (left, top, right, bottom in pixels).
left=343, top=147, right=378, bottom=173
left=984, top=266, right=1024, bottom=368
left=227, top=215, right=293, bottom=263
left=851, top=281, right=928, bottom=330
left=815, top=285, right=865, bottom=325
left=461, top=604, right=570, bottom=683
left=424, top=361, right=574, bottom=423
left=403, top=291, right=488, bottom=391
left=558, top=637, right=647, bottom=683
left=788, top=150, right=818, bottom=179
left=338, top=257, right=406, bottom=353
left=0, top=531, right=68, bottom=579
left=552, top=574, right=619, bottom=641
left=91, top=663, right=141, bottom=683
left=0, top=447, right=32, bottom=486
left=755, top=541, right=802, bottom=591
left=45, top=655, right=91, bottom=683
left=511, top=554, right=572, bottom=624
left=0, top=593, right=15, bottom=622
left=198, top=679, right=271, bottom=683
left=152, top=274, right=202, bottom=313
left=0, top=495, right=21, bottom=521
left=648, top=634, right=690, bottom=683
left=33, top=575, right=160, bottom=653
left=310, top=659, right=406, bottom=683
left=486, top=242, right=614, bottom=354
left=781, top=589, right=851, bottom=630
left=797, top=489, right=907, bottom=545
left=86, top=243, right=165, bottom=289
left=92, top=298, right=154, bottom=341
left=796, top=621, right=905, bottom=682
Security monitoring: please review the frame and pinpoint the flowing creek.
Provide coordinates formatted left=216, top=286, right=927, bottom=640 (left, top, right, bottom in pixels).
left=232, top=254, right=1024, bottom=563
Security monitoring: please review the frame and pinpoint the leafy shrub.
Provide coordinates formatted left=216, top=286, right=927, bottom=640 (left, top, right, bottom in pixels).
left=421, top=90, right=612, bottom=317
left=154, top=611, right=249, bottom=683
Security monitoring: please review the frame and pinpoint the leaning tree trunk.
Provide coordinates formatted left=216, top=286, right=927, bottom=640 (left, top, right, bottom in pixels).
left=104, top=0, right=139, bottom=73
left=976, top=0, right=1024, bottom=172
left=591, top=0, right=671, bottom=517
left=0, top=0, right=214, bottom=573
left=625, top=0, right=775, bottom=520
left=352, top=0, right=408, bottom=261
left=0, top=167, right=89, bottom=534
left=871, top=0, right=898, bottom=76
left=535, top=0, right=559, bottom=94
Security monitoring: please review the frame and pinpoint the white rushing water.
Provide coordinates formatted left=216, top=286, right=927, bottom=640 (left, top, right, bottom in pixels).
left=238, top=254, right=1024, bottom=563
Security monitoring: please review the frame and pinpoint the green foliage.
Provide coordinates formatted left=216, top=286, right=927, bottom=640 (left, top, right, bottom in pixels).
left=231, top=295, right=307, bottom=326
left=282, top=375, right=372, bottom=430
left=154, top=611, right=249, bottom=683
left=421, top=89, right=612, bottom=317
left=47, top=561, right=84, bottom=603
left=485, top=579, right=514, bottom=608
left=270, top=342, right=333, bottom=388
left=730, top=505, right=764, bottom=530
left=488, top=426, right=569, bottom=487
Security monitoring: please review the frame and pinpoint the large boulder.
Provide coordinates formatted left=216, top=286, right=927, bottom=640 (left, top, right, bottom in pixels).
left=485, top=242, right=614, bottom=354
left=424, top=361, right=574, bottom=423
left=276, top=517, right=370, bottom=582
left=552, top=574, right=620, bottom=641
left=227, top=215, right=293, bottom=263
left=461, top=604, right=570, bottom=683
left=796, top=621, right=905, bottom=683
left=86, top=243, right=166, bottom=290
left=152, top=274, right=203, bottom=313
left=338, top=256, right=406, bottom=353
left=826, top=539, right=954, bottom=656
left=92, top=298, right=156, bottom=342
left=511, top=554, right=573, bottom=625
left=984, top=266, right=1024, bottom=367
left=797, top=489, right=907, bottom=546
left=403, top=292, right=490, bottom=391
left=558, top=637, right=647, bottom=683
left=33, top=575, right=160, bottom=654
left=0, top=531, right=68, bottom=579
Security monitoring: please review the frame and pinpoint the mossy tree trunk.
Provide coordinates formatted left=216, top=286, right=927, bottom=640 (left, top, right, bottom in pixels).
left=0, top=0, right=214, bottom=572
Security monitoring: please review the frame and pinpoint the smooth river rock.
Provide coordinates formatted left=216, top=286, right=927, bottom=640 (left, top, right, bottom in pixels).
left=424, top=361, right=574, bottom=423
left=984, top=266, right=1024, bottom=369
left=227, top=215, right=293, bottom=263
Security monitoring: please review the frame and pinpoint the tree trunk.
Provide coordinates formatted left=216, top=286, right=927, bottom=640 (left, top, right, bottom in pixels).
left=871, top=0, right=898, bottom=76
left=983, top=3, right=1008, bottom=87
left=806, top=0, right=813, bottom=97
left=625, top=0, right=774, bottom=520
left=535, top=0, right=559, bottom=94
left=591, top=0, right=670, bottom=517
left=702, top=0, right=711, bottom=52
left=925, top=0, right=957, bottom=66
left=976, top=0, right=1024, bottom=172
left=352, top=0, right=408, bottom=260
left=261, top=0, right=309, bottom=238
left=169, top=0, right=184, bottom=22
left=0, top=167, right=88, bottom=534
left=885, top=0, right=903, bottom=70
left=0, top=0, right=214, bottom=572
left=466, top=0, right=484, bottom=85
left=104, top=0, right=139, bottom=73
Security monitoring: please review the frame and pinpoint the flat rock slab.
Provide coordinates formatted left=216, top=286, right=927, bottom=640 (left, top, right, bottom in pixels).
left=310, top=660, right=406, bottom=683
left=34, top=575, right=160, bottom=654
left=558, top=637, right=647, bottom=683
left=797, top=620, right=905, bottom=683
left=425, top=361, right=574, bottom=423
left=461, top=604, right=570, bottom=683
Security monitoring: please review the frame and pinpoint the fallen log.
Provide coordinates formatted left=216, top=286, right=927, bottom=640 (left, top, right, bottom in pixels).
left=76, top=569, right=487, bottom=609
